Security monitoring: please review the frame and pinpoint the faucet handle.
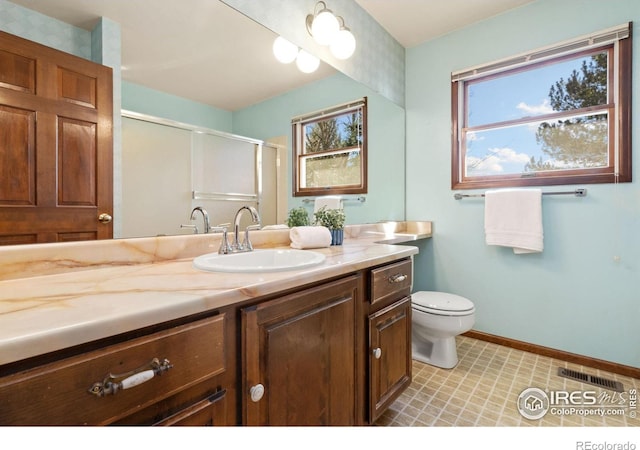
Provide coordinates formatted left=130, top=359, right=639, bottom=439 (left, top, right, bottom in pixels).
left=180, top=224, right=199, bottom=234
left=243, top=224, right=262, bottom=251
left=211, top=224, right=232, bottom=254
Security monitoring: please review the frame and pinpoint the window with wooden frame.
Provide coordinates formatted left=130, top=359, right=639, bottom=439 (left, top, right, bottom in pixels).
left=292, top=98, right=367, bottom=196
left=451, top=23, right=632, bottom=190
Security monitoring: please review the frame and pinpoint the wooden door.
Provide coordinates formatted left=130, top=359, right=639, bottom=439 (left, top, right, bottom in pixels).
left=369, top=296, right=412, bottom=423
left=0, top=31, right=113, bottom=245
left=242, top=275, right=360, bottom=425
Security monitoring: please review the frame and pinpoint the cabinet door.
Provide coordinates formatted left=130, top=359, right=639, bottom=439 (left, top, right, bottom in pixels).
left=242, top=275, right=360, bottom=426
left=369, top=296, right=412, bottom=423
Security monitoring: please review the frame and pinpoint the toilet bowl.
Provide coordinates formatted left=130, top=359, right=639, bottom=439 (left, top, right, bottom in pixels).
left=411, top=291, right=475, bottom=369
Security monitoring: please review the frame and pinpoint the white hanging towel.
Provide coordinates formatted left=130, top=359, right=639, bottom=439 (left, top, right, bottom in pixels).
left=484, top=188, right=543, bottom=254
left=314, top=196, right=343, bottom=212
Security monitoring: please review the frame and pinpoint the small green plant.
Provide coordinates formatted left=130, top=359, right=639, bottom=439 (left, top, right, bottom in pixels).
left=286, top=207, right=310, bottom=227
left=313, top=206, right=346, bottom=230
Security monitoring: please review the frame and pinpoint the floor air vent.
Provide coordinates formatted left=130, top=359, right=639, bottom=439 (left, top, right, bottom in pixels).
left=557, top=367, right=624, bottom=392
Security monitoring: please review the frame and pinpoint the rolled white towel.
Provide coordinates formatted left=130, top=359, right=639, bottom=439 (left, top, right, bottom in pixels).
left=261, top=224, right=289, bottom=230
left=290, top=226, right=332, bottom=249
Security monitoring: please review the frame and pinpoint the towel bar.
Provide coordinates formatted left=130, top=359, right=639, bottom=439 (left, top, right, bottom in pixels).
left=454, top=188, right=586, bottom=200
left=302, top=196, right=366, bottom=204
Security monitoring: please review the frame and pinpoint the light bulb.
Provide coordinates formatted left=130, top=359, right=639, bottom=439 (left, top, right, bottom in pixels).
left=311, top=9, right=339, bottom=45
left=296, top=50, right=320, bottom=73
left=329, top=28, right=356, bottom=60
left=273, top=36, right=298, bottom=64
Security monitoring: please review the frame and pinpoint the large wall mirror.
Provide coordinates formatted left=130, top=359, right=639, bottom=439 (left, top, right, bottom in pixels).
left=2, top=0, right=406, bottom=242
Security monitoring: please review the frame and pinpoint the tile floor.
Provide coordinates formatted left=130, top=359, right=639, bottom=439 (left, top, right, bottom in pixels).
left=376, top=336, right=639, bottom=427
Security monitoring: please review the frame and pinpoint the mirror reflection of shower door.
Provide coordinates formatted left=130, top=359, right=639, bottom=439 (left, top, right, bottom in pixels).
left=121, top=117, right=192, bottom=238
left=191, top=131, right=263, bottom=229
left=121, top=112, right=281, bottom=238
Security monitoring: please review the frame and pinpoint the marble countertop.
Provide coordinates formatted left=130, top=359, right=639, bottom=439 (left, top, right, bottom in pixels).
left=0, top=222, right=430, bottom=366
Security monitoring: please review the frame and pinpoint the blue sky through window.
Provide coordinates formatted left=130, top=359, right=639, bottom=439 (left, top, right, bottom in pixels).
left=464, top=53, right=607, bottom=176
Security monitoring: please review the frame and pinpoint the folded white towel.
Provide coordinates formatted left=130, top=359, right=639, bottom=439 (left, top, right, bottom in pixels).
left=261, top=224, right=289, bottom=230
left=290, top=226, right=332, bottom=249
left=484, top=189, right=543, bottom=254
left=314, top=196, right=343, bottom=213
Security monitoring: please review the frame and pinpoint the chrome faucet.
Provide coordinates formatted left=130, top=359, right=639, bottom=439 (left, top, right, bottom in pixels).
left=190, top=206, right=210, bottom=234
left=232, top=206, right=261, bottom=252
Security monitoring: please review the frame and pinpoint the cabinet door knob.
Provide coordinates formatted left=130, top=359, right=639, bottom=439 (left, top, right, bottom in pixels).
left=372, top=347, right=382, bottom=359
left=250, top=383, right=265, bottom=402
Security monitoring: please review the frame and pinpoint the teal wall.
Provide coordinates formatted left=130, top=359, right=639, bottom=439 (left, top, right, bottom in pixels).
left=232, top=72, right=406, bottom=225
left=122, top=81, right=232, bottom=132
left=406, top=0, right=640, bottom=367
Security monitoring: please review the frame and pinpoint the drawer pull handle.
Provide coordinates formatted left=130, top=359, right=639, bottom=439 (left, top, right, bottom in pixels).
left=388, top=273, right=407, bottom=284
left=88, top=358, right=173, bottom=397
left=373, top=347, right=382, bottom=359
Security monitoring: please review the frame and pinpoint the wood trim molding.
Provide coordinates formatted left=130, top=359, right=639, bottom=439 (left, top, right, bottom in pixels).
left=463, top=330, right=640, bottom=380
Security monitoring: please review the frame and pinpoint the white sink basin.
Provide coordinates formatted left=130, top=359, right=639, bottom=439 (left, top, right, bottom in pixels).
left=193, top=249, right=326, bottom=273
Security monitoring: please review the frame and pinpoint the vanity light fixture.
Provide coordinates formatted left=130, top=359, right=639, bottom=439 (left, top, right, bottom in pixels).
left=306, top=1, right=356, bottom=60
left=295, top=49, right=321, bottom=73
left=272, top=36, right=321, bottom=74
left=273, top=36, right=298, bottom=63
left=272, top=1, right=354, bottom=73
left=329, top=16, right=356, bottom=60
left=306, top=1, right=340, bottom=45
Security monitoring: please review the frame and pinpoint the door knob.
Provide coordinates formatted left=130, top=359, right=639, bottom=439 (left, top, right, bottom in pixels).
left=98, top=213, right=113, bottom=224
left=373, top=347, right=382, bottom=359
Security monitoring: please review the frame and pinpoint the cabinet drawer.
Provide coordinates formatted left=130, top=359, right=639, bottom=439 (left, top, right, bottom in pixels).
left=154, top=389, right=227, bottom=426
left=0, top=314, right=226, bottom=425
left=370, top=259, right=412, bottom=307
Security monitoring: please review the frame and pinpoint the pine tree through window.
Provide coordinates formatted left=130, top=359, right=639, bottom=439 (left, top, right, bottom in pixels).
left=451, top=24, right=631, bottom=190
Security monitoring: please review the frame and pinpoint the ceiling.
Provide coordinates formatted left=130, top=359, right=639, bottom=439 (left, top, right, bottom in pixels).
left=7, top=0, right=534, bottom=111
left=355, top=0, right=534, bottom=48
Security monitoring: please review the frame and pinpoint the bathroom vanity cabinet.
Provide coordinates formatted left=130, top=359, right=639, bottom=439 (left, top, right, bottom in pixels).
left=241, top=258, right=412, bottom=426
left=0, top=257, right=413, bottom=426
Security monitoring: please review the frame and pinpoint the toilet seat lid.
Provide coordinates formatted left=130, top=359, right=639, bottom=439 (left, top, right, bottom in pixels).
left=412, top=291, right=474, bottom=315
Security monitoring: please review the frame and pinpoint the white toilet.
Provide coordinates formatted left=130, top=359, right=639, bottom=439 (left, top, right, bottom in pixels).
left=411, top=291, right=475, bottom=369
